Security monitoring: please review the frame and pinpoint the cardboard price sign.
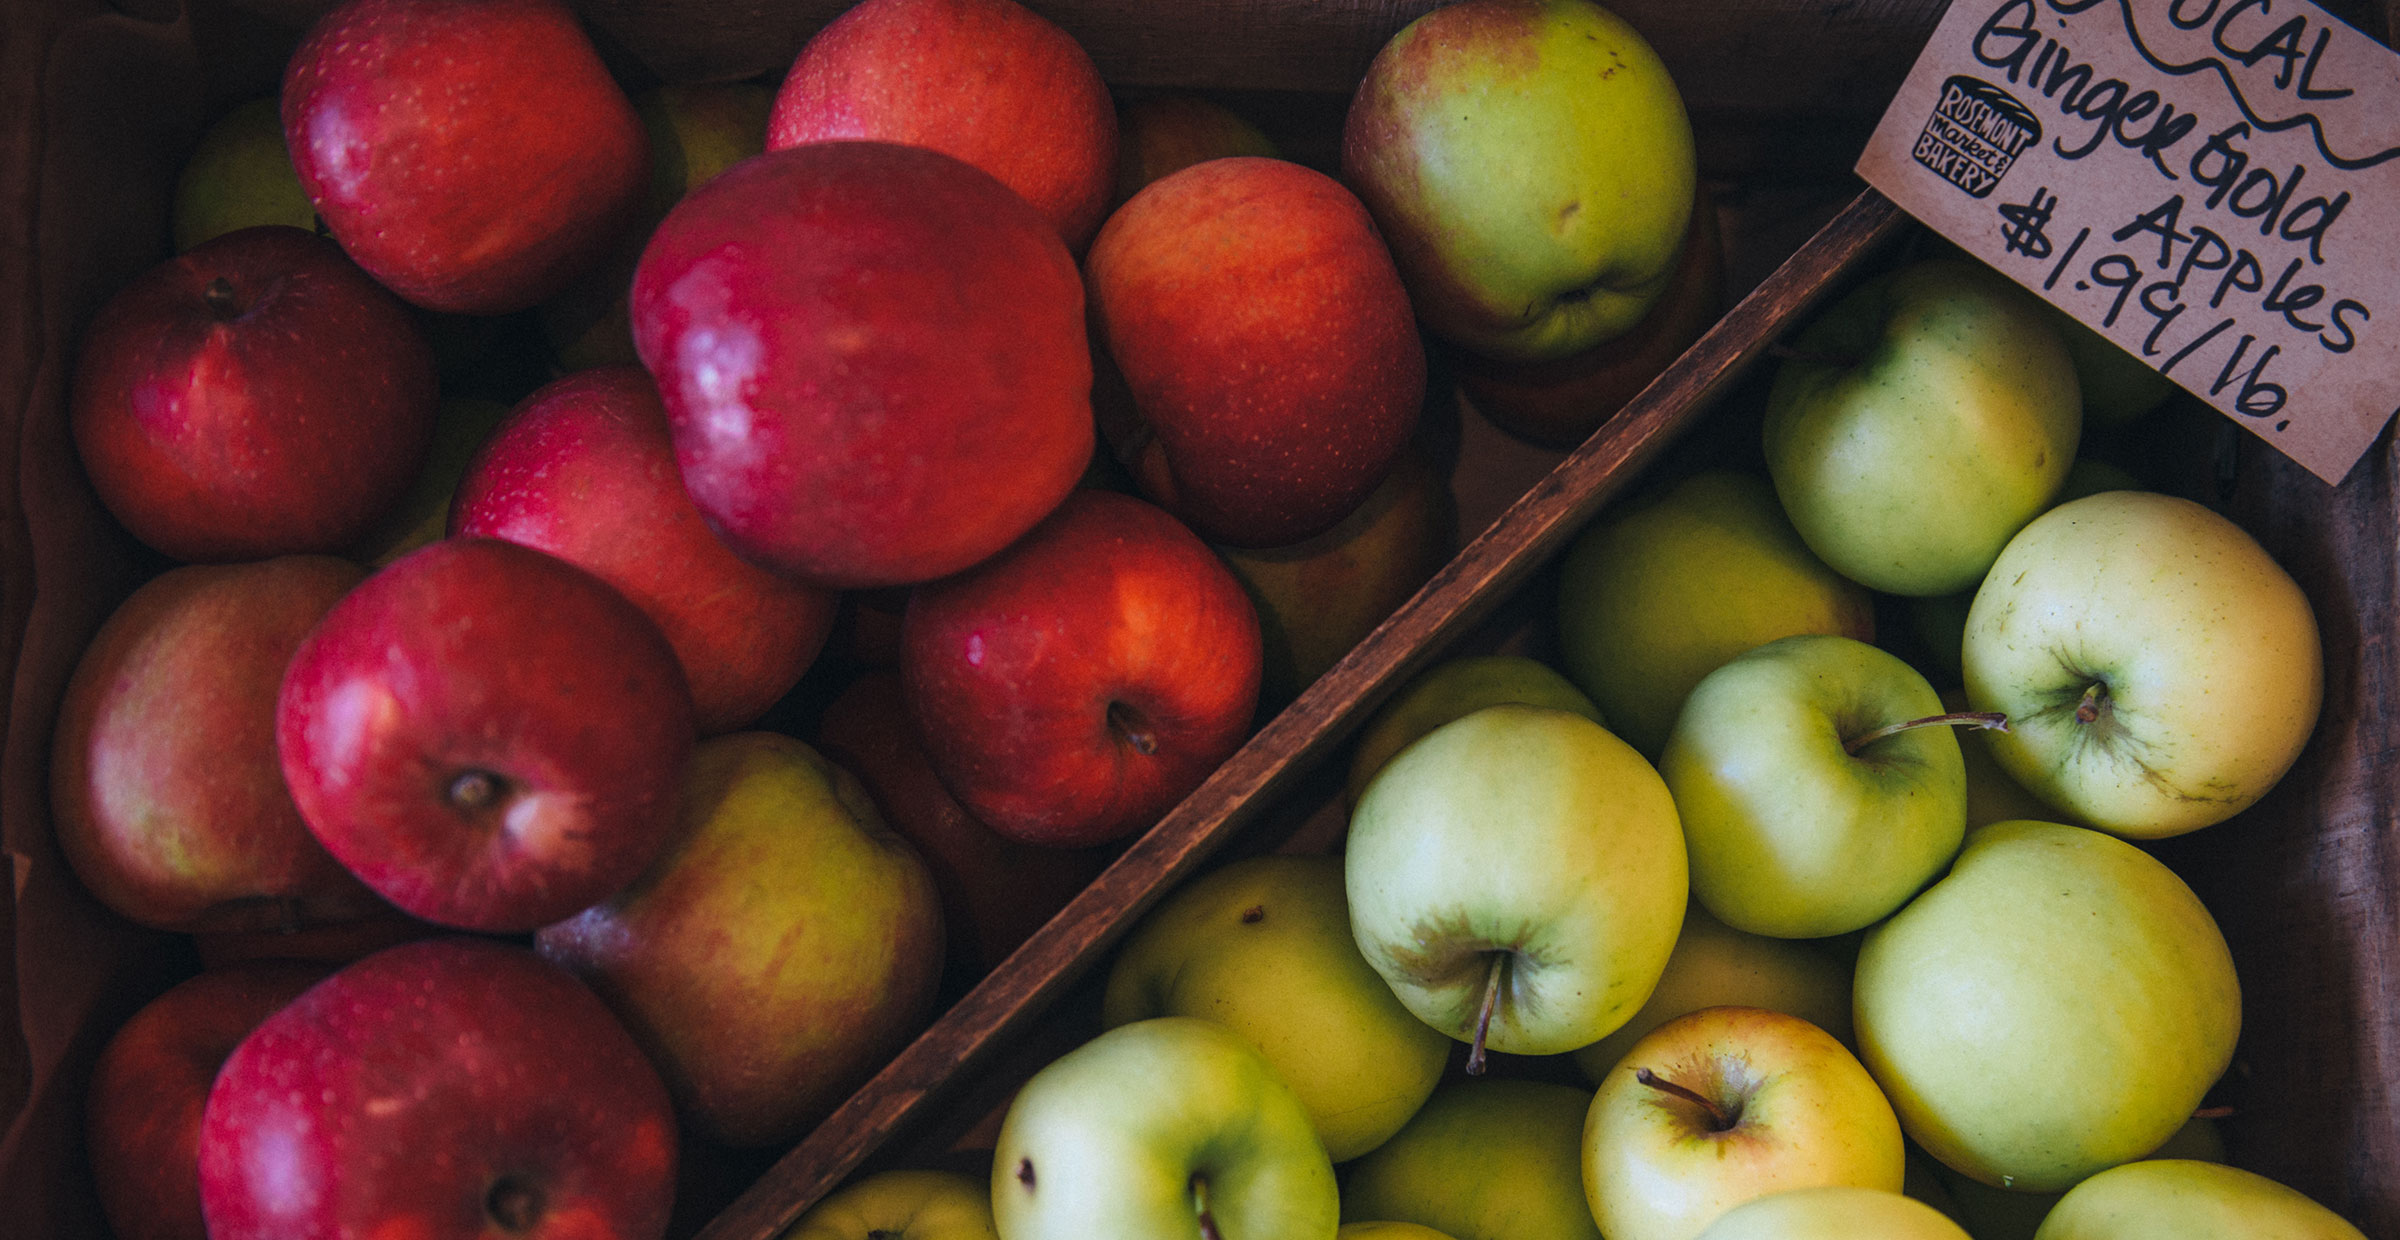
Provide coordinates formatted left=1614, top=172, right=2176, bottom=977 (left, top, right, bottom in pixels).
left=1858, top=0, right=2400, bottom=484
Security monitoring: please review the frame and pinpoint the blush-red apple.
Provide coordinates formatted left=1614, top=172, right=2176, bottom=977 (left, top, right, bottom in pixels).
left=630, top=140, right=1092, bottom=590
left=1087, top=156, right=1424, bottom=548
left=51, top=555, right=385, bottom=934
left=275, top=537, right=695, bottom=932
left=281, top=0, right=648, bottom=314
left=769, top=0, right=1117, bottom=252
left=901, top=489, right=1261, bottom=847
left=69, top=225, right=436, bottom=562
left=450, top=366, right=836, bottom=735
left=86, top=962, right=328, bottom=1240
left=198, top=938, right=677, bottom=1240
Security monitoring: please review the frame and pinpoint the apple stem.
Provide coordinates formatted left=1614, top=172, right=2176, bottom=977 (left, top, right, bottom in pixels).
left=2075, top=682, right=2107, bottom=724
left=2194, top=1105, right=2236, bottom=1119
left=1191, top=1173, right=1223, bottom=1240
left=1842, top=710, right=2010, bottom=756
left=1633, top=1067, right=1738, bottom=1132
left=1465, top=953, right=1507, bottom=1077
left=1107, top=701, right=1159, bottom=756
left=202, top=276, right=243, bottom=320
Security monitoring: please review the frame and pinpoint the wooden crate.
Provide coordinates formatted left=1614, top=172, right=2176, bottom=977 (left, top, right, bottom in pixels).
left=3, top=2, right=2394, bottom=1238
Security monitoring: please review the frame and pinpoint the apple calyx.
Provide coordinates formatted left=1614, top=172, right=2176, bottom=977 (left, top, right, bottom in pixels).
left=1632, top=1066, right=1740, bottom=1132
left=1465, top=951, right=1509, bottom=1076
left=485, top=1175, right=545, bottom=1232
left=1190, top=1171, right=1224, bottom=1240
left=1841, top=710, right=2010, bottom=756
left=1107, top=701, right=1160, bottom=756
left=446, top=768, right=510, bottom=813
left=202, top=276, right=244, bottom=320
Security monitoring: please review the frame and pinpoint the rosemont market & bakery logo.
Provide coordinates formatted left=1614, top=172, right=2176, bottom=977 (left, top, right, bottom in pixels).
left=1913, top=75, right=2043, bottom=197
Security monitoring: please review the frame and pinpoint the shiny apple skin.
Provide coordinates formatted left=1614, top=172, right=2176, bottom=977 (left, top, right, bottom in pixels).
left=631, top=140, right=1092, bottom=590
left=275, top=537, right=695, bottom=932
left=281, top=0, right=649, bottom=314
left=902, top=490, right=1261, bottom=847
left=69, top=225, right=437, bottom=562
left=451, top=366, right=836, bottom=735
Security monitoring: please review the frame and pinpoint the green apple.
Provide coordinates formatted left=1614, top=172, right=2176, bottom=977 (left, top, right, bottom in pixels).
left=1571, top=905, right=1854, bottom=1083
left=1696, top=1187, right=1973, bottom=1240
left=1584, top=1006, right=1905, bottom=1240
left=1345, top=653, right=1602, bottom=807
left=1340, top=0, right=1696, bottom=361
left=1762, top=258, right=2081, bottom=597
left=1946, top=690, right=2064, bottom=832
left=1938, top=1118, right=2225, bottom=1240
left=1347, top=704, right=1686, bottom=1063
left=1339, top=1225, right=1460, bottom=1240
left=1962, top=490, right=2323, bottom=839
left=1662, top=634, right=1980, bottom=938
left=2034, top=1160, right=2367, bottom=1240
left=535, top=731, right=944, bottom=1147
left=2053, top=311, right=2175, bottom=433
left=991, top=1016, right=1338, bottom=1240
left=1853, top=821, right=2240, bottom=1192
left=1556, top=470, right=1875, bottom=759
left=172, top=97, right=317, bottom=252
left=1342, top=1077, right=1602, bottom=1240
left=785, top=1169, right=998, bottom=1240
left=1101, top=854, right=1450, bottom=1162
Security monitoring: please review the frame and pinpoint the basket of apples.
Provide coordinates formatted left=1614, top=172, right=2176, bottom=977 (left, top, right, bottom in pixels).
left=3, top=0, right=2394, bottom=1238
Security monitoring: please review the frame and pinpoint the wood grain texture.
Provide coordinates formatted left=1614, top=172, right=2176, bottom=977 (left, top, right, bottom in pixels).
left=690, top=189, right=1911, bottom=1240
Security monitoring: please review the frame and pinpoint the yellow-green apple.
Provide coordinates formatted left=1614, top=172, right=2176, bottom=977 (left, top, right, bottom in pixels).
left=1346, top=704, right=1685, bottom=1064
left=69, top=225, right=436, bottom=562
left=1341, top=1225, right=1459, bottom=1240
left=769, top=0, right=1116, bottom=253
left=1346, top=653, right=1602, bottom=806
left=1555, top=469, right=1875, bottom=758
left=1341, top=1077, right=1601, bottom=1240
left=1087, top=156, right=1424, bottom=548
left=2034, top=1160, right=2368, bottom=1240
left=788, top=1169, right=998, bottom=1240
left=450, top=366, right=836, bottom=735
left=535, top=731, right=943, bottom=1147
left=1696, top=1187, right=1972, bottom=1240
left=1853, top=821, right=2241, bottom=1192
left=542, top=82, right=773, bottom=373
left=1938, top=1117, right=2225, bottom=1240
left=347, top=395, right=510, bottom=567
left=275, top=537, right=695, bottom=932
left=1583, top=1006, right=1905, bottom=1240
left=1572, top=905, right=1854, bottom=1083
left=1218, top=446, right=1454, bottom=706
left=1453, top=192, right=1726, bottom=448
left=198, top=939, right=677, bottom=1240
left=172, top=97, right=315, bottom=252
left=1661, top=634, right=1984, bottom=939
left=1761, top=258, right=2081, bottom=597
left=85, top=963, right=326, bottom=1240
left=281, top=0, right=648, bottom=314
left=1113, top=94, right=1279, bottom=204
left=990, top=1017, right=1338, bottom=1240
left=1947, top=691, right=2062, bottom=832
left=901, top=490, right=1261, bottom=847
left=1101, top=854, right=1450, bottom=1161
left=51, top=555, right=383, bottom=934
left=1341, top=0, right=1696, bottom=362
left=816, top=671, right=1110, bottom=978
left=1962, top=490, right=2322, bottom=839
left=2054, top=311, right=2175, bottom=433
left=630, top=140, right=1091, bottom=590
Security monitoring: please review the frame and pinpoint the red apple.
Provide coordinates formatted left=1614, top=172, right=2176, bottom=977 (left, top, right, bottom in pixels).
left=536, top=731, right=944, bottom=1147
left=630, top=140, right=1091, bottom=589
left=1453, top=192, right=1727, bottom=448
left=86, top=962, right=328, bottom=1240
left=51, top=555, right=386, bottom=934
left=281, top=0, right=648, bottom=314
left=450, top=366, right=837, bottom=735
left=768, top=0, right=1117, bottom=252
left=1113, top=93, right=1280, bottom=205
left=275, top=537, right=695, bottom=932
left=198, top=938, right=677, bottom=1240
left=1087, top=156, right=1425, bottom=548
left=902, top=489, right=1262, bottom=847
left=68, top=225, right=437, bottom=562
left=816, top=670, right=1112, bottom=974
